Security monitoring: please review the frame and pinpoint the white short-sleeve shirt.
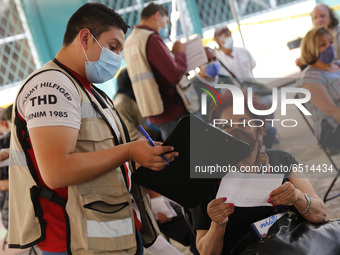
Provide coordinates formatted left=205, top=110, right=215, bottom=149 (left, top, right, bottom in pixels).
left=17, top=70, right=82, bottom=130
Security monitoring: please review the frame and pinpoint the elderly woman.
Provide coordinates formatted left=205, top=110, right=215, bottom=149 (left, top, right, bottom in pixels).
left=297, top=27, right=340, bottom=151
left=190, top=91, right=327, bottom=255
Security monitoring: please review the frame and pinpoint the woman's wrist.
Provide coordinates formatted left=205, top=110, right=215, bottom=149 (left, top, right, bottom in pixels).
left=294, top=189, right=310, bottom=213
left=211, top=221, right=227, bottom=232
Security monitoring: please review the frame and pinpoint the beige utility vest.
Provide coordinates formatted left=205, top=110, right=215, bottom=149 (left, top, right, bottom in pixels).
left=9, top=60, right=160, bottom=254
left=124, top=28, right=164, bottom=118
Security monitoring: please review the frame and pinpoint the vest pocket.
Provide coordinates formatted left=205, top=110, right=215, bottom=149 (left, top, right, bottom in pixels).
left=82, top=193, right=137, bottom=252
left=83, top=200, right=129, bottom=214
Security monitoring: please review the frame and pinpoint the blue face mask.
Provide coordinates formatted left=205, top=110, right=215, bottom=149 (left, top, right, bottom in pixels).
left=319, top=44, right=336, bottom=64
left=158, top=20, right=169, bottom=39
left=205, top=62, right=220, bottom=77
left=82, top=34, right=121, bottom=84
left=223, top=36, right=234, bottom=50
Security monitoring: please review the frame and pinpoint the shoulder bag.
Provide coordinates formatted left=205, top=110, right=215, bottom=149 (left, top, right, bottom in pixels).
left=232, top=210, right=340, bottom=255
left=175, top=75, right=200, bottom=113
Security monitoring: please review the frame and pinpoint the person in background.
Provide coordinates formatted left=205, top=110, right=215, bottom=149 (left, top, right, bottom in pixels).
left=124, top=2, right=188, bottom=141
left=214, top=26, right=256, bottom=84
left=113, top=68, right=161, bottom=142
left=297, top=26, right=340, bottom=153
left=296, top=3, right=340, bottom=68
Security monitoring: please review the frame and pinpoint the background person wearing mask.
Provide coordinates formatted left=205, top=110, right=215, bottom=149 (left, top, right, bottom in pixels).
left=214, top=26, right=256, bottom=84
left=124, top=3, right=188, bottom=141
left=296, top=3, right=340, bottom=68
left=297, top=26, right=340, bottom=153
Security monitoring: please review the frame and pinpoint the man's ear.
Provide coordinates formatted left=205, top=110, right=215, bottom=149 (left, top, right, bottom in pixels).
left=154, top=11, right=161, bottom=22
left=79, top=28, right=91, bottom=50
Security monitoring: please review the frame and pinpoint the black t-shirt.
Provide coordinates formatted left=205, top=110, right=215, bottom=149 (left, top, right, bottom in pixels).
left=190, top=149, right=298, bottom=254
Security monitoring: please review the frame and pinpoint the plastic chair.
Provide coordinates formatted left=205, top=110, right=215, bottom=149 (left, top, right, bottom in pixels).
left=294, top=93, right=340, bottom=203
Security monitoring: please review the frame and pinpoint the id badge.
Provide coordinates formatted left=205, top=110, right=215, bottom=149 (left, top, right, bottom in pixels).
left=251, top=213, right=286, bottom=238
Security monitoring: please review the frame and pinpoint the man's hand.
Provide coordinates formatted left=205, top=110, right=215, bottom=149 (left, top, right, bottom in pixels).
left=0, top=149, right=9, bottom=162
left=172, top=40, right=185, bottom=54
left=207, top=197, right=235, bottom=225
left=128, top=140, right=179, bottom=171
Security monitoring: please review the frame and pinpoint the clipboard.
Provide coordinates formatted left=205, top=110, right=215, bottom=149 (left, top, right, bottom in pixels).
left=132, top=115, right=250, bottom=208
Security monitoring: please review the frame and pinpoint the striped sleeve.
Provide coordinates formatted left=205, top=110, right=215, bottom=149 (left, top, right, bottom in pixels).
left=302, top=70, right=324, bottom=86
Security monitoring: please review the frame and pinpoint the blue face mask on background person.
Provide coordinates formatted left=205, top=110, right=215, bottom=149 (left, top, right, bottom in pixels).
left=157, top=20, right=169, bottom=39
left=82, top=34, right=121, bottom=84
left=223, top=36, right=234, bottom=49
left=319, top=44, right=336, bottom=64
left=205, top=62, right=220, bottom=77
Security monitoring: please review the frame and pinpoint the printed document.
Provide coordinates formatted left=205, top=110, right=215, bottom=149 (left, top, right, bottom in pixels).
left=184, top=34, right=208, bottom=72
left=216, top=172, right=284, bottom=207
left=150, top=197, right=177, bottom=219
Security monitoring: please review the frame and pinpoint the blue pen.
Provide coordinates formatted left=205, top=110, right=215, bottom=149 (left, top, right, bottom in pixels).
left=138, top=125, right=169, bottom=165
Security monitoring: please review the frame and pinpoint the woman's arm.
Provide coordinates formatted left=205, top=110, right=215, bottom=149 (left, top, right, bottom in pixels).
left=196, top=224, right=225, bottom=255
left=269, top=177, right=326, bottom=223
left=195, top=198, right=234, bottom=255
left=302, top=82, right=340, bottom=122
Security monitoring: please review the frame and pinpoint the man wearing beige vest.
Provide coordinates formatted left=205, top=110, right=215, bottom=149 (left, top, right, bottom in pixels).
left=9, top=3, right=180, bottom=255
left=124, top=3, right=188, bottom=141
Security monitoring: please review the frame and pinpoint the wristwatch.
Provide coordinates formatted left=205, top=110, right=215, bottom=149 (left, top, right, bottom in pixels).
left=299, top=193, right=312, bottom=215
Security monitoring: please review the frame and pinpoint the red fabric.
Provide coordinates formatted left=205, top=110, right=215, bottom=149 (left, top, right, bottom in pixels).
left=133, top=209, right=142, bottom=232
left=134, top=25, right=188, bottom=125
left=17, top=112, right=68, bottom=252
left=123, top=163, right=130, bottom=188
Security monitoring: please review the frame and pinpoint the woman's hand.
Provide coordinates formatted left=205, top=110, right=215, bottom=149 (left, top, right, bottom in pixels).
left=268, top=181, right=298, bottom=206
left=207, top=197, right=235, bottom=225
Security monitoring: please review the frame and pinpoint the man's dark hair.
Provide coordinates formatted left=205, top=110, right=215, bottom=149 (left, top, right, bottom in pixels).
left=141, top=3, right=168, bottom=19
left=63, top=3, right=129, bottom=46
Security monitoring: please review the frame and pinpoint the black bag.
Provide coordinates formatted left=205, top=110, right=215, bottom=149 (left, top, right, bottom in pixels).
left=232, top=211, right=340, bottom=255
left=217, top=59, right=272, bottom=96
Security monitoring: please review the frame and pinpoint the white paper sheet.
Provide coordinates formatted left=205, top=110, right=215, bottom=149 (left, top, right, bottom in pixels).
left=216, top=172, right=284, bottom=207
left=184, top=35, right=208, bottom=72
left=147, top=235, right=183, bottom=255
left=150, top=197, right=177, bottom=219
